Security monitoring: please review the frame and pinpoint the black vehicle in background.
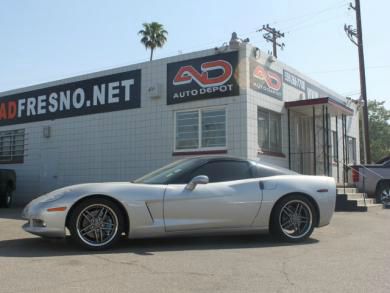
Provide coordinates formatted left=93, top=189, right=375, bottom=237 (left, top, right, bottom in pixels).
left=0, top=170, right=16, bottom=208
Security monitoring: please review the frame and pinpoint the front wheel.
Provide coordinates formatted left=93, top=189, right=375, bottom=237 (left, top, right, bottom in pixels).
left=0, top=187, right=13, bottom=208
left=68, top=198, right=125, bottom=250
left=270, top=195, right=317, bottom=242
left=376, top=181, right=390, bottom=204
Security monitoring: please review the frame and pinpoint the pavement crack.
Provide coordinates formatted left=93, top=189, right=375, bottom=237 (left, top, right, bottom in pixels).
left=13, top=272, right=119, bottom=293
left=91, top=255, right=215, bottom=277
left=92, top=254, right=155, bottom=273
left=282, top=260, right=294, bottom=287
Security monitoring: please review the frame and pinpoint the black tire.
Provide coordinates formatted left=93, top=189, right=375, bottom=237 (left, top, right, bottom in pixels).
left=376, top=181, right=390, bottom=204
left=68, top=197, right=125, bottom=250
left=0, top=187, right=13, bottom=208
left=270, top=194, right=317, bottom=243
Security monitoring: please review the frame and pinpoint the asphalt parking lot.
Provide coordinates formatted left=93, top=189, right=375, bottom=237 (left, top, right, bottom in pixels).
left=0, top=208, right=389, bottom=293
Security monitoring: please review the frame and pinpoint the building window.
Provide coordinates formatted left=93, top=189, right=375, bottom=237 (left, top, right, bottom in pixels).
left=332, top=131, right=338, bottom=162
left=175, top=108, right=226, bottom=151
left=258, top=108, right=282, bottom=153
left=347, top=136, right=357, bottom=164
left=0, top=129, right=25, bottom=164
left=175, top=111, right=199, bottom=150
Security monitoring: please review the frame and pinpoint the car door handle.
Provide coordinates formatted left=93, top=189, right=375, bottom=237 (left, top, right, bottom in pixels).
left=259, top=181, right=277, bottom=190
left=259, top=181, right=264, bottom=190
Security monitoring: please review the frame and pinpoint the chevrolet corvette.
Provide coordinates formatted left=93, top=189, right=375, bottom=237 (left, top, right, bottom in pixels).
left=22, top=156, right=336, bottom=250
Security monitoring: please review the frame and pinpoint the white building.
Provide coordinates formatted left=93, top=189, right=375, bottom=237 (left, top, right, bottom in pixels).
left=0, top=38, right=360, bottom=204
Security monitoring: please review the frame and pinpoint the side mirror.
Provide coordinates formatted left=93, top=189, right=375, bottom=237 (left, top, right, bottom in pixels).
left=185, top=175, right=209, bottom=191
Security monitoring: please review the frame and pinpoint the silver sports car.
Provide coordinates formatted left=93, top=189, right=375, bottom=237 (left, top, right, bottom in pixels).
left=22, top=156, right=336, bottom=250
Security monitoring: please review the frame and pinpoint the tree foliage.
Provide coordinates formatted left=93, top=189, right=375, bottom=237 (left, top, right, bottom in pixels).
left=368, top=100, right=390, bottom=162
left=138, top=22, right=168, bottom=61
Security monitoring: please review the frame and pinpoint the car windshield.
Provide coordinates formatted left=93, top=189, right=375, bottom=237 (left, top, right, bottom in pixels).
left=133, top=158, right=201, bottom=184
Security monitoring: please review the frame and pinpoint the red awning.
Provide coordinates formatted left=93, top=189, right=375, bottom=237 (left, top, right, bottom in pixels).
left=285, top=97, right=354, bottom=116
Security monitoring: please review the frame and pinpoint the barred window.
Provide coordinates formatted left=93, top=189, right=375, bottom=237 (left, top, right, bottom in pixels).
left=175, top=108, right=226, bottom=151
left=332, top=131, right=338, bottom=162
left=175, top=111, right=199, bottom=150
left=258, top=108, right=282, bottom=153
left=201, top=109, right=226, bottom=148
left=0, top=129, right=25, bottom=164
left=347, top=136, right=357, bottom=164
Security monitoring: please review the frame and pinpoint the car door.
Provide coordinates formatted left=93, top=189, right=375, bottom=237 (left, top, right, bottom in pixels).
left=164, top=160, right=263, bottom=232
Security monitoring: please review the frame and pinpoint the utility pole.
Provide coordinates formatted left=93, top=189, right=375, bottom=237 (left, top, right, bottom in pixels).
left=258, top=24, right=285, bottom=58
left=344, top=0, right=371, bottom=163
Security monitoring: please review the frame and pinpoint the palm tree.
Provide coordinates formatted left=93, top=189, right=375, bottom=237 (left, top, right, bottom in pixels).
left=138, top=22, right=168, bottom=61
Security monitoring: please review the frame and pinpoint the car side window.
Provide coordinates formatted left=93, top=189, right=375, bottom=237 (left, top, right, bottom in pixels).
left=187, top=161, right=253, bottom=183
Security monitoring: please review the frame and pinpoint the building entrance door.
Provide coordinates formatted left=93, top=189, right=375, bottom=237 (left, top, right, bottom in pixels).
left=40, top=148, right=59, bottom=194
left=290, top=115, right=315, bottom=175
left=297, top=116, right=314, bottom=174
left=290, top=112, right=331, bottom=176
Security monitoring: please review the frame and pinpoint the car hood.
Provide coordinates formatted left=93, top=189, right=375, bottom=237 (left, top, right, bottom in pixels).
left=29, top=182, right=166, bottom=206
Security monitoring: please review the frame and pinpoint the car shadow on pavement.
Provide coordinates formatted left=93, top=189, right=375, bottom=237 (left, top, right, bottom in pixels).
left=0, top=234, right=319, bottom=258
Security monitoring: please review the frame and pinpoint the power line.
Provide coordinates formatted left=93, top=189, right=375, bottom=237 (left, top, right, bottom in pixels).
left=271, top=1, right=348, bottom=27
left=152, top=2, right=350, bottom=59
left=285, top=14, right=346, bottom=34
left=25, top=3, right=356, bottom=81
left=308, top=65, right=390, bottom=74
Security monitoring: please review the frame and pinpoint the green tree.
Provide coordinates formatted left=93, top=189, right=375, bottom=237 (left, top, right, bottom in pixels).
left=367, top=100, right=390, bottom=162
left=138, top=22, right=168, bottom=61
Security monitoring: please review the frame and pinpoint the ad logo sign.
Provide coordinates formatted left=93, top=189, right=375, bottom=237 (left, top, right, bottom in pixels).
left=167, top=51, right=239, bottom=105
left=173, top=60, right=233, bottom=87
left=0, top=70, right=141, bottom=126
left=250, top=61, right=283, bottom=100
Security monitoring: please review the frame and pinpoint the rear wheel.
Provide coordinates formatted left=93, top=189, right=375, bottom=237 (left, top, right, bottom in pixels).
left=270, top=194, right=316, bottom=242
left=68, top=198, right=125, bottom=250
left=0, top=187, right=13, bottom=208
left=376, top=181, right=390, bottom=204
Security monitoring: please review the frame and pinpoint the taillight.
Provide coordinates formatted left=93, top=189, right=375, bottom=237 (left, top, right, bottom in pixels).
left=352, top=167, right=359, bottom=182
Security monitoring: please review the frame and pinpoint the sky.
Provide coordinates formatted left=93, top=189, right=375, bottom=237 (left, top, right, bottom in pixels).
left=1, top=0, right=389, bottom=108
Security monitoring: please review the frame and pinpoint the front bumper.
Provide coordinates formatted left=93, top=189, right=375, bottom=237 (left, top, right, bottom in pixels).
left=21, top=201, right=67, bottom=238
left=22, top=222, right=65, bottom=238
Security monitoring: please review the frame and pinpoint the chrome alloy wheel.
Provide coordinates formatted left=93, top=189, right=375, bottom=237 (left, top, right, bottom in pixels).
left=381, top=187, right=390, bottom=203
left=279, top=200, right=313, bottom=239
left=76, top=204, right=119, bottom=247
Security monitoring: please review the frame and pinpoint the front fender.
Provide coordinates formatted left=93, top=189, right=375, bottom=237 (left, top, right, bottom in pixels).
left=23, top=182, right=166, bottom=239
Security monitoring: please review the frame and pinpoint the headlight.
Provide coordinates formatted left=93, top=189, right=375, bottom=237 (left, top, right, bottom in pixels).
left=39, top=192, right=65, bottom=203
left=37, top=187, right=71, bottom=203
